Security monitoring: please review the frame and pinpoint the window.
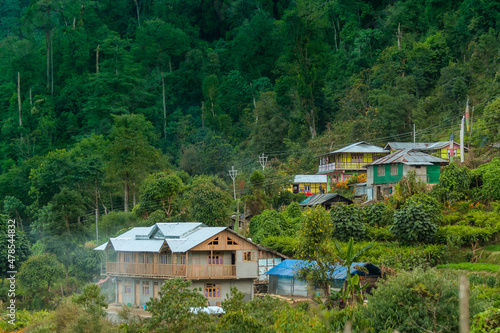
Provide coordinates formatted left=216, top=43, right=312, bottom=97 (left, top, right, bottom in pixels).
left=124, top=282, right=132, bottom=294
left=208, top=237, right=219, bottom=245
left=204, top=283, right=220, bottom=298
left=179, top=254, right=186, bottom=265
left=390, top=164, right=398, bottom=175
left=142, top=281, right=150, bottom=295
left=160, top=254, right=168, bottom=264
left=243, top=251, right=255, bottom=261
left=139, top=253, right=150, bottom=264
left=123, top=253, right=133, bottom=263
left=377, top=165, right=385, bottom=177
left=304, top=185, right=311, bottom=192
left=352, top=154, right=363, bottom=163
left=227, top=237, right=238, bottom=245
left=208, top=253, right=223, bottom=265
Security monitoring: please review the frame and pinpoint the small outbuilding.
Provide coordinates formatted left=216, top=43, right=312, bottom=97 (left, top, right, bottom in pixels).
left=266, top=259, right=381, bottom=297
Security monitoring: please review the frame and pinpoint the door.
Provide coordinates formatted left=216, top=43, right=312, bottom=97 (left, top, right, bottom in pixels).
left=135, top=281, right=140, bottom=306
left=292, top=184, right=299, bottom=194
left=117, top=281, right=122, bottom=304
left=153, top=282, right=159, bottom=299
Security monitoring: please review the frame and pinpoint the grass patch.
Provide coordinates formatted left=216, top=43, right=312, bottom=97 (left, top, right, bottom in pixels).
left=485, top=244, right=500, bottom=252
left=436, top=263, right=500, bottom=273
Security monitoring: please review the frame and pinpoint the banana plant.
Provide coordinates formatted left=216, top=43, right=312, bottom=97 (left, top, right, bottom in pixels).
left=334, top=237, right=373, bottom=304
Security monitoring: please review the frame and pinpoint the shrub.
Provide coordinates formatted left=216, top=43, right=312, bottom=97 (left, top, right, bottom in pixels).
left=390, top=202, right=438, bottom=243
left=358, top=268, right=491, bottom=333
left=363, top=202, right=393, bottom=227
left=436, top=263, right=500, bottom=273
left=366, top=226, right=394, bottom=241
left=435, top=225, right=496, bottom=246
left=431, top=163, right=472, bottom=203
left=471, top=307, right=500, bottom=332
left=330, top=205, right=367, bottom=241
left=260, top=236, right=298, bottom=257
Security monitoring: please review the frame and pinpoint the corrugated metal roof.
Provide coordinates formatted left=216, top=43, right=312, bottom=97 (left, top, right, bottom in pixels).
left=299, top=193, right=353, bottom=206
left=293, top=175, right=327, bottom=183
left=94, top=223, right=227, bottom=253
left=266, top=259, right=380, bottom=280
left=109, top=239, right=165, bottom=252
left=386, top=141, right=464, bottom=151
left=365, top=149, right=448, bottom=166
left=166, top=227, right=226, bottom=252
left=329, top=141, right=388, bottom=154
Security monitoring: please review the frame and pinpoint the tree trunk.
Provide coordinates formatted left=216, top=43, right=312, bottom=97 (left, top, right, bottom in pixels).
left=96, top=44, right=100, bottom=74
left=50, top=30, right=54, bottom=96
left=29, top=87, right=32, bottom=108
left=201, top=101, right=205, bottom=128
left=162, top=67, right=166, bottom=138
left=65, top=215, right=70, bottom=233
left=124, top=181, right=129, bottom=212
left=46, top=30, right=50, bottom=90
left=134, top=0, right=141, bottom=26
left=169, top=57, right=172, bottom=73
left=17, top=72, right=22, bottom=127
left=397, top=23, right=402, bottom=50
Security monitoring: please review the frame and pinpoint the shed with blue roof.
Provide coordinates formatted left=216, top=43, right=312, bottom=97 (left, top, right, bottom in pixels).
left=266, top=259, right=381, bottom=297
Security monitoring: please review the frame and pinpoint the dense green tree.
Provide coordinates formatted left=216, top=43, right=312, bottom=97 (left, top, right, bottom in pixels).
left=0, top=214, right=30, bottom=278
left=187, top=181, right=232, bottom=226
left=139, top=172, right=184, bottom=217
left=105, top=114, right=162, bottom=212
left=18, top=253, right=65, bottom=301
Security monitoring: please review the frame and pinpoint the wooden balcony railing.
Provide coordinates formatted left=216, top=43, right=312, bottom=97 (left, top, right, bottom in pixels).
left=106, top=262, right=237, bottom=279
left=318, top=161, right=367, bottom=172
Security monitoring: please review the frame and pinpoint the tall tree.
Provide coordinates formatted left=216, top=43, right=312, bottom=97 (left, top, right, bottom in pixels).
left=105, top=114, right=162, bottom=212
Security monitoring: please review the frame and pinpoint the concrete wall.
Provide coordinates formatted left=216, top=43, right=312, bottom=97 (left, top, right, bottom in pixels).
left=235, top=249, right=258, bottom=279
left=114, top=277, right=254, bottom=307
left=191, top=279, right=254, bottom=306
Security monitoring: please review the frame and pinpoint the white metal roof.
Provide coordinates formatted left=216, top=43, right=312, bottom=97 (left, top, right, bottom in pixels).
left=94, top=222, right=228, bottom=253
left=293, top=175, right=327, bottom=183
left=329, top=141, right=388, bottom=154
left=365, top=149, right=448, bottom=166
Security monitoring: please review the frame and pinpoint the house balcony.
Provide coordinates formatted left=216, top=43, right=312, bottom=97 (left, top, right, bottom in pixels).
left=106, top=262, right=237, bottom=280
left=318, top=162, right=367, bottom=173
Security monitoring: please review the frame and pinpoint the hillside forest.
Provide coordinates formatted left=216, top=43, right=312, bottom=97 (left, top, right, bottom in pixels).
left=1, top=0, right=500, bottom=332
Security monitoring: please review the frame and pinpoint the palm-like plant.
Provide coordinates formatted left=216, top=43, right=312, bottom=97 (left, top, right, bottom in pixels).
left=334, top=237, right=373, bottom=303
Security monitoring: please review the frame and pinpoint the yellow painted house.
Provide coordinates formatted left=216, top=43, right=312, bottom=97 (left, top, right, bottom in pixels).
left=289, top=175, right=328, bottom=194
left=317, top=142, right=389, bottom=191
left=385, top=141, right=465, bottom=160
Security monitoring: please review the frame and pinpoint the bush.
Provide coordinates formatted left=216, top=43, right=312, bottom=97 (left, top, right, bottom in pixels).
left=366, top=226, right=395, bottom=241
left=390, top=202, right=438, bottom=243
left=471, top=307, right=500, bottom=332
left=260, top=236, right=298, bottom=257
left=358, top=268, right=492, bottom=333
left=436, top=263, right=500, bottom=273
left=330, top=205, right=367, bottom=241
left=363, top=202, right=393, bottom=227
left=431, top=163, right=472, bottom=203
left=435, top=225, right=496, bottom=246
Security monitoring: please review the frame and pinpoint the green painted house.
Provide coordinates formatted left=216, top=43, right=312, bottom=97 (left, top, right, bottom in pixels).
left=365, top=149, right=448, bottom=201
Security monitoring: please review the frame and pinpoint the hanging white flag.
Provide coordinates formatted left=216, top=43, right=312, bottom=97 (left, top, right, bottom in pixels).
left=460, top=116, right=465, bottom=163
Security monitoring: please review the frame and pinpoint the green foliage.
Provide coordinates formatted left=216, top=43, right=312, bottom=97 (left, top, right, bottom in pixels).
left=187, top=182, right=232, bottom=226
left=435, top=225, right=496, bottom=246
left=366, top=226, right=395, bottom=241
left=100, top=211, right=138, bottom=240
left=260, top=236, right=298, bottom=257
left=139, top=172, right=184, bottom=218
left=221, top=287, right=246, bottom=314
left=0, top=309, right=53, bottom=332
left=471, top=307, right=500, bottom=333
left=297, top=206, right=332, bottom=259
left=437, top=263, right=500, bottom=273
left=473, top=157, right=500, bottom=202
left=390, top=202, right=438, bottom=243
left=431, top=163, right=472, bottom=203
left=72, top=284, right=108, bottom=318
left=273, top=305, right=326, bottom=333
left=144, top=278, right=210, bottom=333
left=363, top=202, right=393, bottom=227
left=389, top=170, right=427, bottom=208
left=0, top=214, right=30, bottom=278
left=330, top=204, right=367, bottom=241
left=359, top=268, right=492, bottom=333
left=18, top=254, right=65, bottom=307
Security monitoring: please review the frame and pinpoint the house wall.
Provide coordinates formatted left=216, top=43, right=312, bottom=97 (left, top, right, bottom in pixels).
left=192, top=279, right=254, bottom=306
left=235, top=249, right=258, bottom=279
left=115, top=278, right=254, bottom=307
left=438, top=146, right=460, bottom=159
left=427, top=164, right=441, bottom=183
left=288, top=182, right=327, bottom=194
left=373, top=164, right=403, bottom=184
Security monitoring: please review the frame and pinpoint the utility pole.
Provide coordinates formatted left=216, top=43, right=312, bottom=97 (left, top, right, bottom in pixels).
left=229, top=166, right=238, bottom=200
left=413, top=123, right=416, bottom=149
left=259, top=153, right=268, bottom=171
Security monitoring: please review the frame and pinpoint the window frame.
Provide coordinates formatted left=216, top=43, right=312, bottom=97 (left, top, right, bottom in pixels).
left=243, top=251, right=255, bottom=261
left=142, top=281, right=150, bottom=295
left=208, top=252, right=223, bottom=265
left=123, top=253, right=133, bottom=263
left=204, top=283, right=221, bottom=298
left=390, top=164, right=398, bottom=176
left=377, top=165, right=385, bottom=177
left=124, top=282, right=132, bottom=294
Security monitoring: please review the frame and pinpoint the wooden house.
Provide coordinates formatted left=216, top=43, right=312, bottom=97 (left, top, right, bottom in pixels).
left=317, top=142, right=389, bottom=191
left=95, top=223, right=285, bottom=307
left=288, top=175, right=328, bottom=195
left=365, top=149, right=448, bottom=201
